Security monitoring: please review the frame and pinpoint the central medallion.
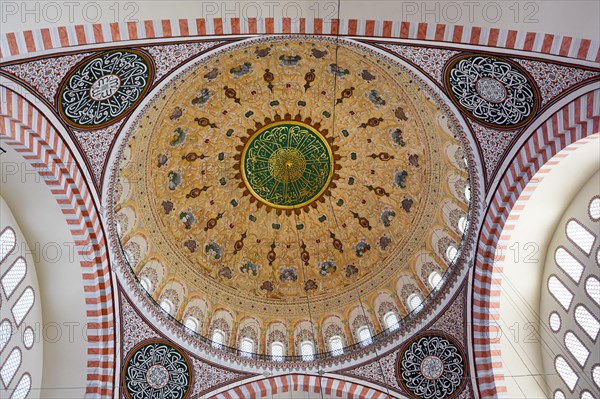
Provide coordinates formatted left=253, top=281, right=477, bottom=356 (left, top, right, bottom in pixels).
left=269, top=147, right=307, bottom=183
left=89, top=74, right=122, bottom=101
left=241, top=120, right=334, bottom=209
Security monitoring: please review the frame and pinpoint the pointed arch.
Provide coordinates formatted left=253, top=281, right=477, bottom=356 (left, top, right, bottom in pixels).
left=207, top=374, right=394, bottom=399
left=0, top=86, right=115, bottom=398
left=472, top=89, right=600, bottom=399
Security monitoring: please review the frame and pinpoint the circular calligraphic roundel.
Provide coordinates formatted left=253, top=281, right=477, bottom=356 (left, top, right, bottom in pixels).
left=397, top=333, right=466, bottom=399
left=241, top=121, right=334, bottom=209
left=444, top=54, right=538, bottom=128
left=123, top=341, right=191, bottom=399
left=58, top=49, right=153, bottom=129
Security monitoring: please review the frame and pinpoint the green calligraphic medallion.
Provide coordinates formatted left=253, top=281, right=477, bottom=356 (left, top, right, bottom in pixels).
left=242, top=121, right=334, bottom=209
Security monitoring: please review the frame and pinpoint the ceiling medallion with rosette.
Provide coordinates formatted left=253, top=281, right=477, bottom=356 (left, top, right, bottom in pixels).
left=235, top=115, right=340, bottom=213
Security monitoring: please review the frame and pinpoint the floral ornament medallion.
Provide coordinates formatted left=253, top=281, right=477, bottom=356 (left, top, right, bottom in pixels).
left=397, top=332, right=466, bottom=399
left=58, top=49, right=153, bottom=129
left=444, top=53, right=538, bottom=128
left=123, top=340, right=192, bottom=399
left=236, top=116, right=338, bottom=212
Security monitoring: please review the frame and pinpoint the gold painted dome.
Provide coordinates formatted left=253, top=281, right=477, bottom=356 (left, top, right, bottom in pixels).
left=115, top=37, right=471, bottom=356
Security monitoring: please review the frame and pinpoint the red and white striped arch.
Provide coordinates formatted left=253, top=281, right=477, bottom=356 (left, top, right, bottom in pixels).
left=2, top=17, right=599, bottom=399
left=1, top=17, right=598, bottom=62
left=0, top=86, right=115, bottom=398
left=471, top=88, right=600, bottom=398
left=208, top=374, right=393, bottom=399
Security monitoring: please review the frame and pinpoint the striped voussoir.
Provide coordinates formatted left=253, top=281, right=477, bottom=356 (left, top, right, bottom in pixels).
left=0, top=86, right=115, bottom=398
left=209, top=374, right=391, bottom=399
left=1, top=18, right=598, bottom=62
left=471, top=89, right=600, bottom=399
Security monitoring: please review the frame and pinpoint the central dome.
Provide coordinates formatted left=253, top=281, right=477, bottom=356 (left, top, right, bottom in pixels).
left=240, top=120, right=334, bottom=209
left=113, top=37, right=472, bottom=357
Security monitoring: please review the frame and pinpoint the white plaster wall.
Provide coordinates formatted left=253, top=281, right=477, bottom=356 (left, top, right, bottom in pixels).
left=0, top=1, right=598, bottom=41
left=0, top=148, right=88, bottom=398
left=499, top=137, right=599, bottom=398
left=0, top=197, right=43, bottom=399
left=540, top=171, right=600, bottom=397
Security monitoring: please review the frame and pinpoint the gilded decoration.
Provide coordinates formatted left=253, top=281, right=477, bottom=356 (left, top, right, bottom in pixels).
left=238, top=119, right=337, bottom=210
left=115, top=37, right=470, bottom=340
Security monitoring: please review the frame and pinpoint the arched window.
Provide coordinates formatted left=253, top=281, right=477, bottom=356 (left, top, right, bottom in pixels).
left=1, top=208, right=40, bottom=395
left=183, top=317, right=198, bottom=333
left=555, top=247, right=584, bottom=283
left=1, top=347, right=21, bottom=387
left=300, top=341, right=314, bottom=361
left=124, top=247, right=137, bottom=266
left=428, top=271, right=442, bottom=289
left=446, top=245, right=458, bottom=262
left=357, top=326, right=372, bottom=346
left=383, top=312, right=399, bottom=331
left=541, top=191, right=599, bottom=396
left=590, top=197, right=600, bottom=221
left=555, top=356, right=578, bottom=391
left=549, top=312, right=561, bottom=332
left=407, top=293, right=423, bottom=312
left=566, top=220, right=595, bottom=255
left=585, top=276, right=600, bottom=305
left=581, top=391, right=595, bottom=399
left=139, top=277, right=151, bottom=293
left=271, top=341, right=284, bottom=361
left=564, top=332, right=589, bottom=367
left=0, top=228, right=16, bottom=263
left=1, top=258, right=26, bottom=298
left=458, top=216, right=467, bottom=234
left=0, top=321, right=12, bottom=353
left=22, top=328, right=34, bottom=350
left=464, top=185, right=471, bottom=202
left=211, top=330, right=225, bottom=349
left=548, top=276, right=573, bottom=311
left=240, top=337, right=254, bottom=357
left=329, top=336, right=343, bottom=355
left=159, top=299, right=173, bottom=315
left=574, top=305, right=599, bottom=340
left=11, top=288, right=34, bottom=327
left=10, top=373, right=31, bottom=399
